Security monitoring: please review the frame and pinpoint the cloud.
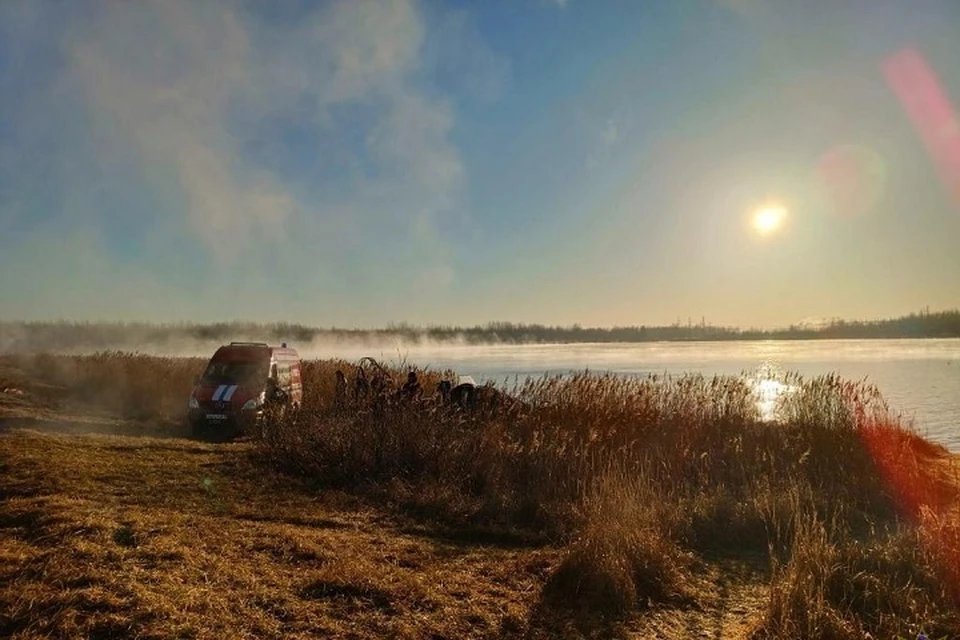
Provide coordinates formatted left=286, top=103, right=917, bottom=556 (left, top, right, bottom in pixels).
left=367, top=91, right=461, bottom=200
left=0, top=0, right=490, bottom=320
left=63, top=3, right=284, bottom=258
left=57, top=0, right=454, bottom=259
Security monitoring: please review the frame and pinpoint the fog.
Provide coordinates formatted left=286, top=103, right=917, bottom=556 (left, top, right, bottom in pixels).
left=3, top=321, right=957, bottom=450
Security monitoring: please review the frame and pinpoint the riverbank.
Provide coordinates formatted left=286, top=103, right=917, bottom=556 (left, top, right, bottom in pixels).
left=2, top=354, right=959, bottom=638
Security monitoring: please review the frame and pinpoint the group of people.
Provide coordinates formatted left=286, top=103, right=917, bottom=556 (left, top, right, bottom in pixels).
left=332, top=366, right=479, bottom=410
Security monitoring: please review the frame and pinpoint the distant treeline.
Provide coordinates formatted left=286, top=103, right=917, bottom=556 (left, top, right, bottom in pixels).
left=1, top=309, right=959, bottom=353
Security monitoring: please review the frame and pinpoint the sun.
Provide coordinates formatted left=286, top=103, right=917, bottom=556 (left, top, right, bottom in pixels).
left=751, top=204, right=788, bottom=235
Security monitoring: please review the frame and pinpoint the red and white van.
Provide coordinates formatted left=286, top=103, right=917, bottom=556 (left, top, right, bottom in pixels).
left=188, top=342, right=302, bottom=439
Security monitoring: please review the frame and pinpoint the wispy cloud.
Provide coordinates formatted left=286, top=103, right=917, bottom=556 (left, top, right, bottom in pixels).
left=0, top=0, right=493, bottom=320
left=60, top=0, right=457, bottom=257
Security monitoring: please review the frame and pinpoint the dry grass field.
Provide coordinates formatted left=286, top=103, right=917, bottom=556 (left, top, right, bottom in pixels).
left=0, top=430, right=561, bottom=639
left=2, top=352, right=959, bottom=639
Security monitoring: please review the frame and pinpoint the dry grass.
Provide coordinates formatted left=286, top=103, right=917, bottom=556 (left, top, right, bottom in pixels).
left=752, top=506, right=956, bottom=639
left=260, top=364, right=960, bottom=637
left=0, top=352, right=203, bottom=423
left=2, top=352, right=960, bottom=638
left=263, top=370, right=907, bottom=536
left=0, top=431, right=554, bottom=639
left=540, top=468, right=695, bottom=616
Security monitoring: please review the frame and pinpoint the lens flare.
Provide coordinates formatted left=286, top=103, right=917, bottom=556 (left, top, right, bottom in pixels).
left=817, top=144, right=887, bottom=217
left=883, top=47, right=960, bottom=211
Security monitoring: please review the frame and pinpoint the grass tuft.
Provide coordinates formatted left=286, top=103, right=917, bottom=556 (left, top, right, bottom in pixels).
left=542, top=469, right=692, bottom=616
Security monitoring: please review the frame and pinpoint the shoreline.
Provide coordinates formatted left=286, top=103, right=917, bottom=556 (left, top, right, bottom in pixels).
left=2, top=353, right=960, bottom=638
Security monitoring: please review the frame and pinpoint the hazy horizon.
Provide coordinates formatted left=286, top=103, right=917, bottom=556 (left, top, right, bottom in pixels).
left=2, top=0, right=959, bottom=327
left=2, top=305, right=958, bottom=333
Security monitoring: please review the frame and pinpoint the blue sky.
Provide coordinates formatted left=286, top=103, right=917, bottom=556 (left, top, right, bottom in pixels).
left=1, top=0, right=959, bottom=328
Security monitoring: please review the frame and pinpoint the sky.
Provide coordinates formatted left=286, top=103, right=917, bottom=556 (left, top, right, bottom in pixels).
left=1, top=0, right=959, bottom=329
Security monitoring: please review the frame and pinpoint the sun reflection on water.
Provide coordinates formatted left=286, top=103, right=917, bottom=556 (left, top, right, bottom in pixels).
left=747, top=363, right=796, bottom=421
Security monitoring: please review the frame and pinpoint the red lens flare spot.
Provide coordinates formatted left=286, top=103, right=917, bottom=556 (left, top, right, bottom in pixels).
left=858, top=420, right=960, bottom=604
left=883, top=47, right=960, bottom=211
left=816, top=144, right=886, bottom=217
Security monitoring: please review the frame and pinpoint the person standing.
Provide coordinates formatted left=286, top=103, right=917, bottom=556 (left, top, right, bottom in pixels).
left=400, top=371, right=422, bottom=401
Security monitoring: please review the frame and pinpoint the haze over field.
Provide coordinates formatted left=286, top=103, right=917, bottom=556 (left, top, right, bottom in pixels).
left=1, top=0, right=959, bottom=327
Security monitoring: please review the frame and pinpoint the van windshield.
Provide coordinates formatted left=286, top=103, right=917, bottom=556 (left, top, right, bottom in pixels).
left=200, top=361, right=267, bottom=386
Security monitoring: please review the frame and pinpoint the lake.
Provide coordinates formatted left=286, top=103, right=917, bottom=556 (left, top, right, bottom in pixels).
left=307, top=338, right=960, bottom=452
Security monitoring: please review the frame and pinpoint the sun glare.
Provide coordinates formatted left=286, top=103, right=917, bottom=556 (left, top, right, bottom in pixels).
left=751, top=204, right=787, bottom=235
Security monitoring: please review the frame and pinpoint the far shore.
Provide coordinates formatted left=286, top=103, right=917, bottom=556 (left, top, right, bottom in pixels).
left=1, top=309, right=959, bottom=353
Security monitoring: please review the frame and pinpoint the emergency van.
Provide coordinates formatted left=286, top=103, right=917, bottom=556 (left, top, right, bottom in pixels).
left=187, top=342, right=302, bottom=439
